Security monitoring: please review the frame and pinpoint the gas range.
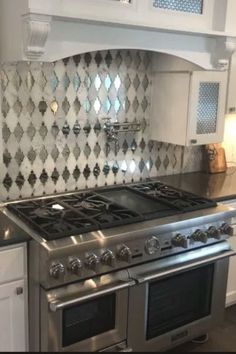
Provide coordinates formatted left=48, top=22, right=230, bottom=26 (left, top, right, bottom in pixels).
left=3, top=180, right=235, bottom=289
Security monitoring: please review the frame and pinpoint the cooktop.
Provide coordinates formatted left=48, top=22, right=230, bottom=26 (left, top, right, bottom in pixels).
left=7, top=182, right=217, bottom=241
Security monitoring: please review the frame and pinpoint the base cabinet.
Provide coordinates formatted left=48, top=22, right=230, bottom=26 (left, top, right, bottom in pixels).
left=0, top=279, right=26, bottom=352
left=0, top=244, right=28, bottom=352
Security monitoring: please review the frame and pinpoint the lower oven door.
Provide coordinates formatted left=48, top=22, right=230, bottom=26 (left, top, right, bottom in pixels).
left=40, top=270, right=134, bottom=352
left=127, top=241, right=236, bottom=352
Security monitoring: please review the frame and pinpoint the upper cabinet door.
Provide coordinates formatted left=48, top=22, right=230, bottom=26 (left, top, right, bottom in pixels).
left=141, top=0, right=215, bottom=32
left=28, top=0, right=138, bottom=23
left=187, top=71, right=227, bottom=146
left=227, top=52, right=236, bottom=114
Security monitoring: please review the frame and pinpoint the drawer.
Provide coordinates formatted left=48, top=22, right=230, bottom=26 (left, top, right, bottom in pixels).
left=0, top=246, right=25, bottom=284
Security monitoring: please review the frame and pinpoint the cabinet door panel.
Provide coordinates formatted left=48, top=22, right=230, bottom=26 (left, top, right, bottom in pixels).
left=187, top=71, right=227, bottom=145
left=0, top=279, right=26, bottom=352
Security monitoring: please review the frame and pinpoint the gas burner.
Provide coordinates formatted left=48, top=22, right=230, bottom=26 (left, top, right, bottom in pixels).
left=7, top=192, right=142, bottom=241
left=63, top=193, right=111, bottom=213
left=6, top=182, right=217, bottom=242
left=131, top=182, right=217, bottom=211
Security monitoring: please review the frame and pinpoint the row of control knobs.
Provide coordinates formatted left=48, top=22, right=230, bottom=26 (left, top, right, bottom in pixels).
left=49, top=246, right=131, bottom=279
left=172, top=223, right=233, bottom=249
left=49, top=223, right=233, bottom=279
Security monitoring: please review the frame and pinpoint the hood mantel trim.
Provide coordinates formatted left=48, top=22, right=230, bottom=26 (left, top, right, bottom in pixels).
left=22, top=13, right=236, bottom=69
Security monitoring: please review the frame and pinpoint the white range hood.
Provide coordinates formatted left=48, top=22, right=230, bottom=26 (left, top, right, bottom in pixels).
left=1, top=0, right=236, bottom=69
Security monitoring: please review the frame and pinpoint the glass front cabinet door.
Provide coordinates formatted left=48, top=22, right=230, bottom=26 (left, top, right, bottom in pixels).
left=150, top=70, right=227, bottom=146
left=187, top=71, right=227, bottom=146
left=146, top=0, right=214, bottom=32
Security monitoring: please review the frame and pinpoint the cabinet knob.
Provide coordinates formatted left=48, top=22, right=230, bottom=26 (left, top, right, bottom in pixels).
left=190, top=139, right=197, bottom=144
left=16, top=287, right=23, bottom=295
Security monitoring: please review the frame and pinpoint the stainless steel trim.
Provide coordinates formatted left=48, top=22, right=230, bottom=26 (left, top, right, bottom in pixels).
left=4, top=202, right=235, bottom=256
left=41, top=271, right=131, bottom=352
left=138, top=250, right=236, bottom=283
left=49, top=280, right=135, bottom=312
left=127, top=250, right=230, bottom=351
left=99, top=342, right=133, bottom=352
left=128, top=241, right=235, bottom=283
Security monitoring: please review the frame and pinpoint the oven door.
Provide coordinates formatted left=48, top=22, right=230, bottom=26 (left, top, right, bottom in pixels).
left=40, top=270, right=134, bottom=352
left=127, top=241, right=236, bottom=352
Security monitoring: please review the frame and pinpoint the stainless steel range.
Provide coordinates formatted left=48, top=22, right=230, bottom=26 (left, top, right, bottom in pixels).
left=3, top=181, right=236, bottom=352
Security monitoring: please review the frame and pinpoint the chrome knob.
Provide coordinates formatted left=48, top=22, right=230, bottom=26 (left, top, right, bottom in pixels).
left=220, top=223, right=234, bottom=236
left=101, top=250, right=115, bottom=267
left=191, top=229, right=208, bottom=244
left=117, top=245, right=132, bottom=263
left=207, top=226, right=221, bottom=240
left=172, top=234, right=188, bottom=249
left=68, top=257, right=83, bottom=275
left=49, top=262, right=65, bottom=279
left=85, top=254, right=100, bottom=271
left=145, top=236, right=160, bottom=255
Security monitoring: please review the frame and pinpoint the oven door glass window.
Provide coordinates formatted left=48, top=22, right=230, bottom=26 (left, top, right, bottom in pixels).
left=147, top=264, right=214, bottom=340
left=63, top=294, right=116, bottom=347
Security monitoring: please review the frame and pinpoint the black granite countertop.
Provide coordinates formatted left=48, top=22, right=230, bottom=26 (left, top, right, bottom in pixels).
left=159, top=167, right=236, bottom=203
left=0, top=209, right=31, bottom=248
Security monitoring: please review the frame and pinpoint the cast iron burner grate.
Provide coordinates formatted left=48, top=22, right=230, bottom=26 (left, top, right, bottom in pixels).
left=7, top=193, right=142, bottom=241
left=130, top=182, right=217, bottom=211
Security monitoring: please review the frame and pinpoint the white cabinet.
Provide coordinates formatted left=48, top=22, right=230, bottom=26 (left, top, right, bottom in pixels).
left=1, top=0, right=236, bottom=63
left=0, top=280, right=26, bottom=352
left=26, top=0, right=236, bottom=35
left=0, top=244, right=28, bottom=352
left=150, top=70, right=227, bottom=146
left=226, top=51, right=236, bottom=114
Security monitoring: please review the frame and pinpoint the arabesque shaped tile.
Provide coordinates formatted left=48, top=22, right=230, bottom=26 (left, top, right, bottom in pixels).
left=27, top=147, right=37, bottom=164
left=2, top=124, right=11, bottom=143
left=93, top=142, right=101, bottom=158
left=73, top=73, right=81, bottom=92
left=3, top=149, right=11, bottom=168
left=2, top=97, right=10, bottom=118
left=14, top=123, right=24, bottom=142
left=26, top=97, right=36, bottom=116
left=13, top=98, right=23, bottom=117
left=62, top=166, right=70, bottom=183
left=15, top=172, right=25, bottom=190
left=28, top=171, right=37, bottom=187
left=73, top=166, right=81, bottom=181
left=73, top=144, right=81, bottom=160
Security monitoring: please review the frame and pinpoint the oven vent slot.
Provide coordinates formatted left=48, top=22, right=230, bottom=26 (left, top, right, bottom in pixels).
left=132, top=253, right=143, bottom=259
left=161, top=246, right=172, bottom=251
left=171, top=330, right=189, bottom=342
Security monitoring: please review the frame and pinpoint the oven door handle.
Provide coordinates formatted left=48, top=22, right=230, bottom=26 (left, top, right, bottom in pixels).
left=49, top=280, right=135, bottom=312
left=137, top=250, right=236, bottom=284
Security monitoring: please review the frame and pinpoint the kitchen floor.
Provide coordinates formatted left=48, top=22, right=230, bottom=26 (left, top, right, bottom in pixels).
left=170, top=305, right=236, bottom=352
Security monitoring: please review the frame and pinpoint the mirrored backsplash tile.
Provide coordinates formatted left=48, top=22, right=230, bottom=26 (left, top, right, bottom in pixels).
left=0, top=50, right=203, bottom=201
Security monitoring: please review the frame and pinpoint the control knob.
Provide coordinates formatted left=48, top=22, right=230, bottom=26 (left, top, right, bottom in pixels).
left=68, top=256, right=83, bottom=275
left=207, top=226, right=221, bottom=240
left=85, top=254, right=100, bottom=272
left=101, top=250, right=115, bottom=267
left=49, top=261, right=65, bottom=279
left=191, top=229, right=208, bottom=244
left=145, top=236, right=160, bottom=255
left=220, top=223, right=234, bottom=236
left=172, top=234, right=188, bottom=249
left=117, top=245, right=132, bottom=263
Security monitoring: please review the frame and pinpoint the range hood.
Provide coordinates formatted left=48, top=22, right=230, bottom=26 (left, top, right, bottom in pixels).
left=1, top=0, right=236, bottom=69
